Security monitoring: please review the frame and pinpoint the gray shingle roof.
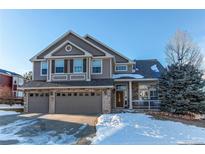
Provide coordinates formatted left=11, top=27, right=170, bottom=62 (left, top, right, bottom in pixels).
left=0, top=68, right=22, bottom=77
left=134, top=59, right=165, bottom=78
left=23, top=79, right=114, bottom=89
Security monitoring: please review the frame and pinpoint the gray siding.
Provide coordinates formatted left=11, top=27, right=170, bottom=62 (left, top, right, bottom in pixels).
left=91, top=58, right=111, bottom=79
left=68, top=33, right=105, bottom=56
left=33, top=61, right=47, bottom=81
left=85, top=36, right=129, bottom=63
left=52, top=43, right=85, bottom=56
left=37, top=32, right=105, bottom=59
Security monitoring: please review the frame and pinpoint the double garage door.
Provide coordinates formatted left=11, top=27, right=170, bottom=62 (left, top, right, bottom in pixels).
left=28, top=92, right=102, bottom=115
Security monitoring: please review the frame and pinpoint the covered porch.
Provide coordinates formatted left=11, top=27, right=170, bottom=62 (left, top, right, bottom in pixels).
left=113, top=79, right=160, bottom=111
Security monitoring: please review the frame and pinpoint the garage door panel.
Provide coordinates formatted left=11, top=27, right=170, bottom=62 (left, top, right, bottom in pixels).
left=28, top=94, right=49, bottom=113
left=55, top=93, right=102, bottom=114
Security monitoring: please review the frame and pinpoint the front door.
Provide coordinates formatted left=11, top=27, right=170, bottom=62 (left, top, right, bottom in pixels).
left=116, top=91, right=124, bottom=107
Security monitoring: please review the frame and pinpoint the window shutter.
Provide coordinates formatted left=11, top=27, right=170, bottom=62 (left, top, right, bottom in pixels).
left=52, top=60, right=55, bottom=73
left=83, top=59, right=86, bottom=72
left=64, top=59, right=68, bottom=73
left=70, top=59, right=73, bottom=73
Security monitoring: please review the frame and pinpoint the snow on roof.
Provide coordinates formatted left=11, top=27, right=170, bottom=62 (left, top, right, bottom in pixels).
left=112, top=74, right=144, bottom=79
left=151, top=64, right=159, bottom=72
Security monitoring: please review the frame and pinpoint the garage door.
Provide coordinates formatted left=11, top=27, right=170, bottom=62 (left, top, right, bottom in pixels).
left=28, top=93, right=49, bottom=113
left=55, top=92, right=102, bottom=115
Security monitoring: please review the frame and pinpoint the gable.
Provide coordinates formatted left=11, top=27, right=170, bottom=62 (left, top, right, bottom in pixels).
left=84, top=35, right=130, bottom=63
left=52, top=42, right=85, bottom=56
left=32, top=31, right=109, bottom=61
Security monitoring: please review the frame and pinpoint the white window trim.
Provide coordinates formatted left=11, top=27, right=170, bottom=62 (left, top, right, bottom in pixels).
left=55, top=59, right=65, bottom=74
left=40, top=61, right=48, bottom=76
left=91, top=59, right=103, bottom=75
left=115, top=64, right=128, bottom=72
left=73, top=58, right=83, bottom=74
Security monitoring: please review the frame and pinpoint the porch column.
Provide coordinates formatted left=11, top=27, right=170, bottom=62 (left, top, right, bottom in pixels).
left=129, top=81, right=133, bottom=109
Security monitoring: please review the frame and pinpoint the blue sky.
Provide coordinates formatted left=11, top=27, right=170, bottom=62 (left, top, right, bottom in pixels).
left=0, top=10, right=205, bottom=75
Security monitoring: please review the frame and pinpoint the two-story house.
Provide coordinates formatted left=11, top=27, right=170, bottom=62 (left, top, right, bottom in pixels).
left=23, top=31, right=164, bottom=114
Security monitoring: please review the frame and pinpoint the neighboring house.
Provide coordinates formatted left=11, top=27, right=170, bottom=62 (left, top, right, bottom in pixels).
left=0, top=69, right=24, bottom=99
left=22, top=31, right=164, bottom=114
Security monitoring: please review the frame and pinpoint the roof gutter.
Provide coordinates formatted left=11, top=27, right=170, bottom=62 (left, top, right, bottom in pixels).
left=114, top=78, right=159, bottom=82
left=19, top=85, right=114, bottom=90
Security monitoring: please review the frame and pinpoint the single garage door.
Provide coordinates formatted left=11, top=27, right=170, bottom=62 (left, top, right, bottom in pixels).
left=28, top=93, right=49, bottom=113
left=55, top=92, right=102, bottom=115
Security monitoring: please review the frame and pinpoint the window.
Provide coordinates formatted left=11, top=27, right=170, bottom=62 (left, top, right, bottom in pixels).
left=150, top=90, right=158, bottom=100
left=116, top=85, right=127, bottom=91
left=65, top=45, right=72, bottom=52
left=55, top=59, right=64, bottom=73
left=41, top=61, right=48, bottom=75
left=73, top=59, right=83, bottom=73
left=18, top=78, right=24, bottom=86
left=92, top=59, right=102, bottom=74
left=115, top=65, right=127, bottom=71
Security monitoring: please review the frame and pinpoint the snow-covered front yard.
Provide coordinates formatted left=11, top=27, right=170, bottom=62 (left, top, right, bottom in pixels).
left=91, top=113, right=205, bottom=145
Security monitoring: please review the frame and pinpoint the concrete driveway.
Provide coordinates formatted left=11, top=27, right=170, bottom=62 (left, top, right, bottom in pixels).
left=0, top=112, right=98, bottom=145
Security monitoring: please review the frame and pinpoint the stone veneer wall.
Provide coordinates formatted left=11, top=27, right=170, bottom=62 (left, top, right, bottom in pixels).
left=132, top=82, right=139, bottom=100
left=102, top=89, right=112, bottom=113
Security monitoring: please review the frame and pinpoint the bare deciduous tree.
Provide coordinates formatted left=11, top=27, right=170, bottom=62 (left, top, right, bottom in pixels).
left=165, top=30, right=204, bottom=68
left=23, top=71, right=32, bottom=80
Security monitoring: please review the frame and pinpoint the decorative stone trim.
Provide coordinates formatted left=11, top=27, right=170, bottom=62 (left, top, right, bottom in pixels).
left=49, top=91, right=55, bottom=113
left=102, top=89, right=112, bottom=113
left=24, top=92, right=28, bottom=112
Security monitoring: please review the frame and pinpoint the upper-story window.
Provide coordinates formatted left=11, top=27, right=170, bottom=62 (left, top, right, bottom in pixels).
left=115, top=65, right=127, bottom=71
left=92, top=59, right=102, bottom=74
left=73, top=59, right=83, bottom=73
left=55, top=59, right=64, bottom=73
left=41, top=61, right=48, bottom=75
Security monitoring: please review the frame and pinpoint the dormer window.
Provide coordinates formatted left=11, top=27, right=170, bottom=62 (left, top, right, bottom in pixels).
left=41, top=61, right=48, bottom=75
left=115, top=65, right=127, bottom=71
left=55, top=59, right=64, bottom=73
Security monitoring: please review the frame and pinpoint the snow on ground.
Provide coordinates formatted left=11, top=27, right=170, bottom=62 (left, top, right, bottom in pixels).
left=0, top=110, right=19, bottom=116
left=0, top=110, right=87, bottom=144
left=91, top=113, right=205, bottom=145
left=151, top=64, right=159, bottom=72
left=0, top=104, right=24, bottom=109
left=112, top=74, right=144, bottom=79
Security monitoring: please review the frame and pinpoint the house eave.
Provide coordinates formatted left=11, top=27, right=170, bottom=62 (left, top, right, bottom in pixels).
left=114, top=78, right=159, bottom=82
left=20, top=85, right=114, bottom=90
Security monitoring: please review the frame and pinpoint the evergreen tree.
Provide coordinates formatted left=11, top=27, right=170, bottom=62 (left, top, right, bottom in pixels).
left=159, top=63, right=205, bottom=114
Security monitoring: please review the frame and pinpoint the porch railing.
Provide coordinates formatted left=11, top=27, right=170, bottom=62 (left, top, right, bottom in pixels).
left=132, top=99, right=161, bottom=110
